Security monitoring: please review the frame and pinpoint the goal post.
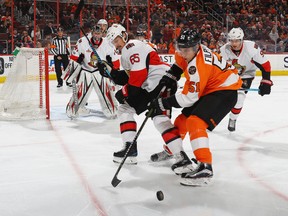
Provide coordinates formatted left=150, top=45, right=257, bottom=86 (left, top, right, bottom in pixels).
left=0, top=47, right=50, bottom=120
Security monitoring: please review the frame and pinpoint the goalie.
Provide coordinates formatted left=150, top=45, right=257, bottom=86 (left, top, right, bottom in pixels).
left=63, top=25, right=120, bottom=119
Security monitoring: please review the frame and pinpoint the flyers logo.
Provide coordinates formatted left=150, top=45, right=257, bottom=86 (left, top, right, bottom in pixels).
left=188, top=66, right=196, bottom=75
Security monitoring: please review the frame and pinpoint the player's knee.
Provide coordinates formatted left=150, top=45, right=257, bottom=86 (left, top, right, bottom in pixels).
left=174, top=114, right=187, bottom=140
left=186, top=115, right=208, bottom=140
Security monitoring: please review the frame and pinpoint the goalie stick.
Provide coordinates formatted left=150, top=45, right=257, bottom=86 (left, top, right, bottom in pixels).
left=111, top=86, right=166, bottom=187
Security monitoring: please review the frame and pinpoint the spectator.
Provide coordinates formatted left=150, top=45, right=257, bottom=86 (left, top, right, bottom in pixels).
left=31, top=25, right=42, bottom=41
left=162, top=24, right=173, bottom=44
left=28, top=3, right=41, bottom=20
left=277, top=40, right=285, bottom=52
left=21, top=31, right=33, bottom=48
left=151, top=20, right=162, bottom=44
left=43, top=22, right=56, bottom=40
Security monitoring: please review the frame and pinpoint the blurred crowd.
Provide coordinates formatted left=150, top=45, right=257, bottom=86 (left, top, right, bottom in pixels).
left=0, top=0, right=288, bottom=54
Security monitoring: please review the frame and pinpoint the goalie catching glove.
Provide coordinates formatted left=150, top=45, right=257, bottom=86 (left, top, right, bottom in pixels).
left=258, top=79, right=273, bottom=96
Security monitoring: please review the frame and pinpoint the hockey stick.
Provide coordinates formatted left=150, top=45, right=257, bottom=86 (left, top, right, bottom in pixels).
left=239, top=88, right=259, bottom=92
left=111, top=86, right=166, bottom=187
left=179, top=86, right=259, bottom=92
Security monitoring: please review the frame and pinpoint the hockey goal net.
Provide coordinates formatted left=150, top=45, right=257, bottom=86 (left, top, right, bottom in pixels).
left=0, top=47, right=50, bottom=120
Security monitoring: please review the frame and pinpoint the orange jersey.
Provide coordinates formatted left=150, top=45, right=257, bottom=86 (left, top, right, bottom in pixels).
left=175, top=45, right=242, bottom=107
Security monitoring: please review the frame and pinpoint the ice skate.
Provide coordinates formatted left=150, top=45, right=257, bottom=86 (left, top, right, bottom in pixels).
left=180, top=161, right=213, bottom=186
left=150, top=150, right=173, bottom=162
left=113, top=142, right=138, bottom=164
left=171, top=151, right=197, bottom=175
left=228, top=118, right=236, bottom=132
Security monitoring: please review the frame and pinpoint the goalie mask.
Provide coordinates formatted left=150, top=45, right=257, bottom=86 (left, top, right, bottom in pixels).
left=91, top=25, right=103, bottom=47
left=228, top=27, right=244, bottom=51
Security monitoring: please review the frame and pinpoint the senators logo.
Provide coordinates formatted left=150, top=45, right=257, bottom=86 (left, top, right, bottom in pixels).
left=232, top=59, right=246, bottom=75
left=88, top=53, right=98, bottom=68
left=188, top=66, right=196, bottom=75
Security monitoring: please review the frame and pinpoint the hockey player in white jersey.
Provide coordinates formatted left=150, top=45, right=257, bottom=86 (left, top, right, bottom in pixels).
left=220, top=27, right=273, bottom=131
left=63, top=25, right=120, bottom=119
left=97, top=24, right=176, bottom=164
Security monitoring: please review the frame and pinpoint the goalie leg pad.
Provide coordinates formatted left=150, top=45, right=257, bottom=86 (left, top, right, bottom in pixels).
left=62, top=60, right=82, bottom=83
left=66, top=71, right=93, bottom=118
left=92, top=73, right=118, bottom=119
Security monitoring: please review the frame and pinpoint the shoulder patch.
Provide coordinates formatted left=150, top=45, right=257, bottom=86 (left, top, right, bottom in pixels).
left=188, top=66, right=197, bottom=75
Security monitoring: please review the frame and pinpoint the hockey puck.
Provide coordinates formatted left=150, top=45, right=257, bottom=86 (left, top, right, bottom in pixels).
left=156, top=190, right=164, bottom=201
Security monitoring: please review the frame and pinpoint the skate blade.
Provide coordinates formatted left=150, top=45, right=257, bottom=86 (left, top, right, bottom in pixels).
left=180, top=177, right=212, bottom=186
left=113, top=156, right=137, bottom=165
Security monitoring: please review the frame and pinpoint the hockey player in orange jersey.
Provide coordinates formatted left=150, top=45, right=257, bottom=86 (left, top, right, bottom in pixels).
left=149, top=29, right=242, bottom=186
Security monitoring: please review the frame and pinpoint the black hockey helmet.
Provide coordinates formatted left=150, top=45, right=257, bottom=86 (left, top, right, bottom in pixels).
left=177, top=29, right=201, bottom=48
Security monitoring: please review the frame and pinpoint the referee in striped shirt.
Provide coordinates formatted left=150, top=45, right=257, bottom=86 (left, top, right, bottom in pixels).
left=51, top=27, right=70, bottom=88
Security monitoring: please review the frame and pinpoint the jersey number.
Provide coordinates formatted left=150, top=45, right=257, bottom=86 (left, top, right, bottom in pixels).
left=130, top=53, right=140, bottom=64
left=187, top=81, right=200, bottom=93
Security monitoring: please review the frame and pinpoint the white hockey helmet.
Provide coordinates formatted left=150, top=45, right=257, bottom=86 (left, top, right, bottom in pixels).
left=228, top=27, right=244, bottom=40
left=97, top=19, right=108, bottom=26
left=106, top=24, right=127, bottom=44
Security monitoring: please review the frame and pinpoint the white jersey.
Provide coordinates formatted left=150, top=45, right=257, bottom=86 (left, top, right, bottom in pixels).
left=220, top=40, right=270, bottom=79
left=71, top=33, right=119, bottom=71
left=120, top=39, right=170, bottom=92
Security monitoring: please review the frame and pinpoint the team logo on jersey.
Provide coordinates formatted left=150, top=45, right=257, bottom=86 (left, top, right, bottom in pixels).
left=232, top=59, right=246, bottom=75
left=0, top=58, right=4, bottom=75
left=188, top=66, right=196, bottom=75
left=88, top=53, right=98, bottom=68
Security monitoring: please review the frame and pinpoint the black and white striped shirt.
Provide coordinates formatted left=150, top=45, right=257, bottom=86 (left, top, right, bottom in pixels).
left=50, top=36, right=69, bottom=55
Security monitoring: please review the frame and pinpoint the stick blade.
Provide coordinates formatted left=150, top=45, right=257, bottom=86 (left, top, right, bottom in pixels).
left=111, top=177, right=121, bottom=187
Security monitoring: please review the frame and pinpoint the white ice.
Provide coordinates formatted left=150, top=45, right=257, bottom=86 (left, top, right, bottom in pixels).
left=0, top=76, right=288, bottom=216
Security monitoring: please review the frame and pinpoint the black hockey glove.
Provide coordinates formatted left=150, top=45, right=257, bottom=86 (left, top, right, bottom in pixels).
left=115, top=89, right=126, bottom=104
left=258, top=79, right=273, bottom=96
left=159, top=64, right=182, bottom=94
left=97, top=61, right=112, bottom=78
left=148, top=98, right=172, bottom=115
left=76, top=53, right=84, bottom=64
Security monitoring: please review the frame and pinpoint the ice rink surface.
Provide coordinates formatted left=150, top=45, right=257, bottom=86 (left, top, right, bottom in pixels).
left=0, top=76, right=288, bottom=216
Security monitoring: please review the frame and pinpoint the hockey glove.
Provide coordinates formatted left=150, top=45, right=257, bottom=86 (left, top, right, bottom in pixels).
left=159, top=64, right=182, bottom=94
left=258, top=79, right=273, bottom=96
left=97, top=61, right=112, bottom=78
left=76, top=53, right=85, bottom=64
left=115, top=85, right=128, bottom=104
left=148, top=98, right=171, bottom=115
